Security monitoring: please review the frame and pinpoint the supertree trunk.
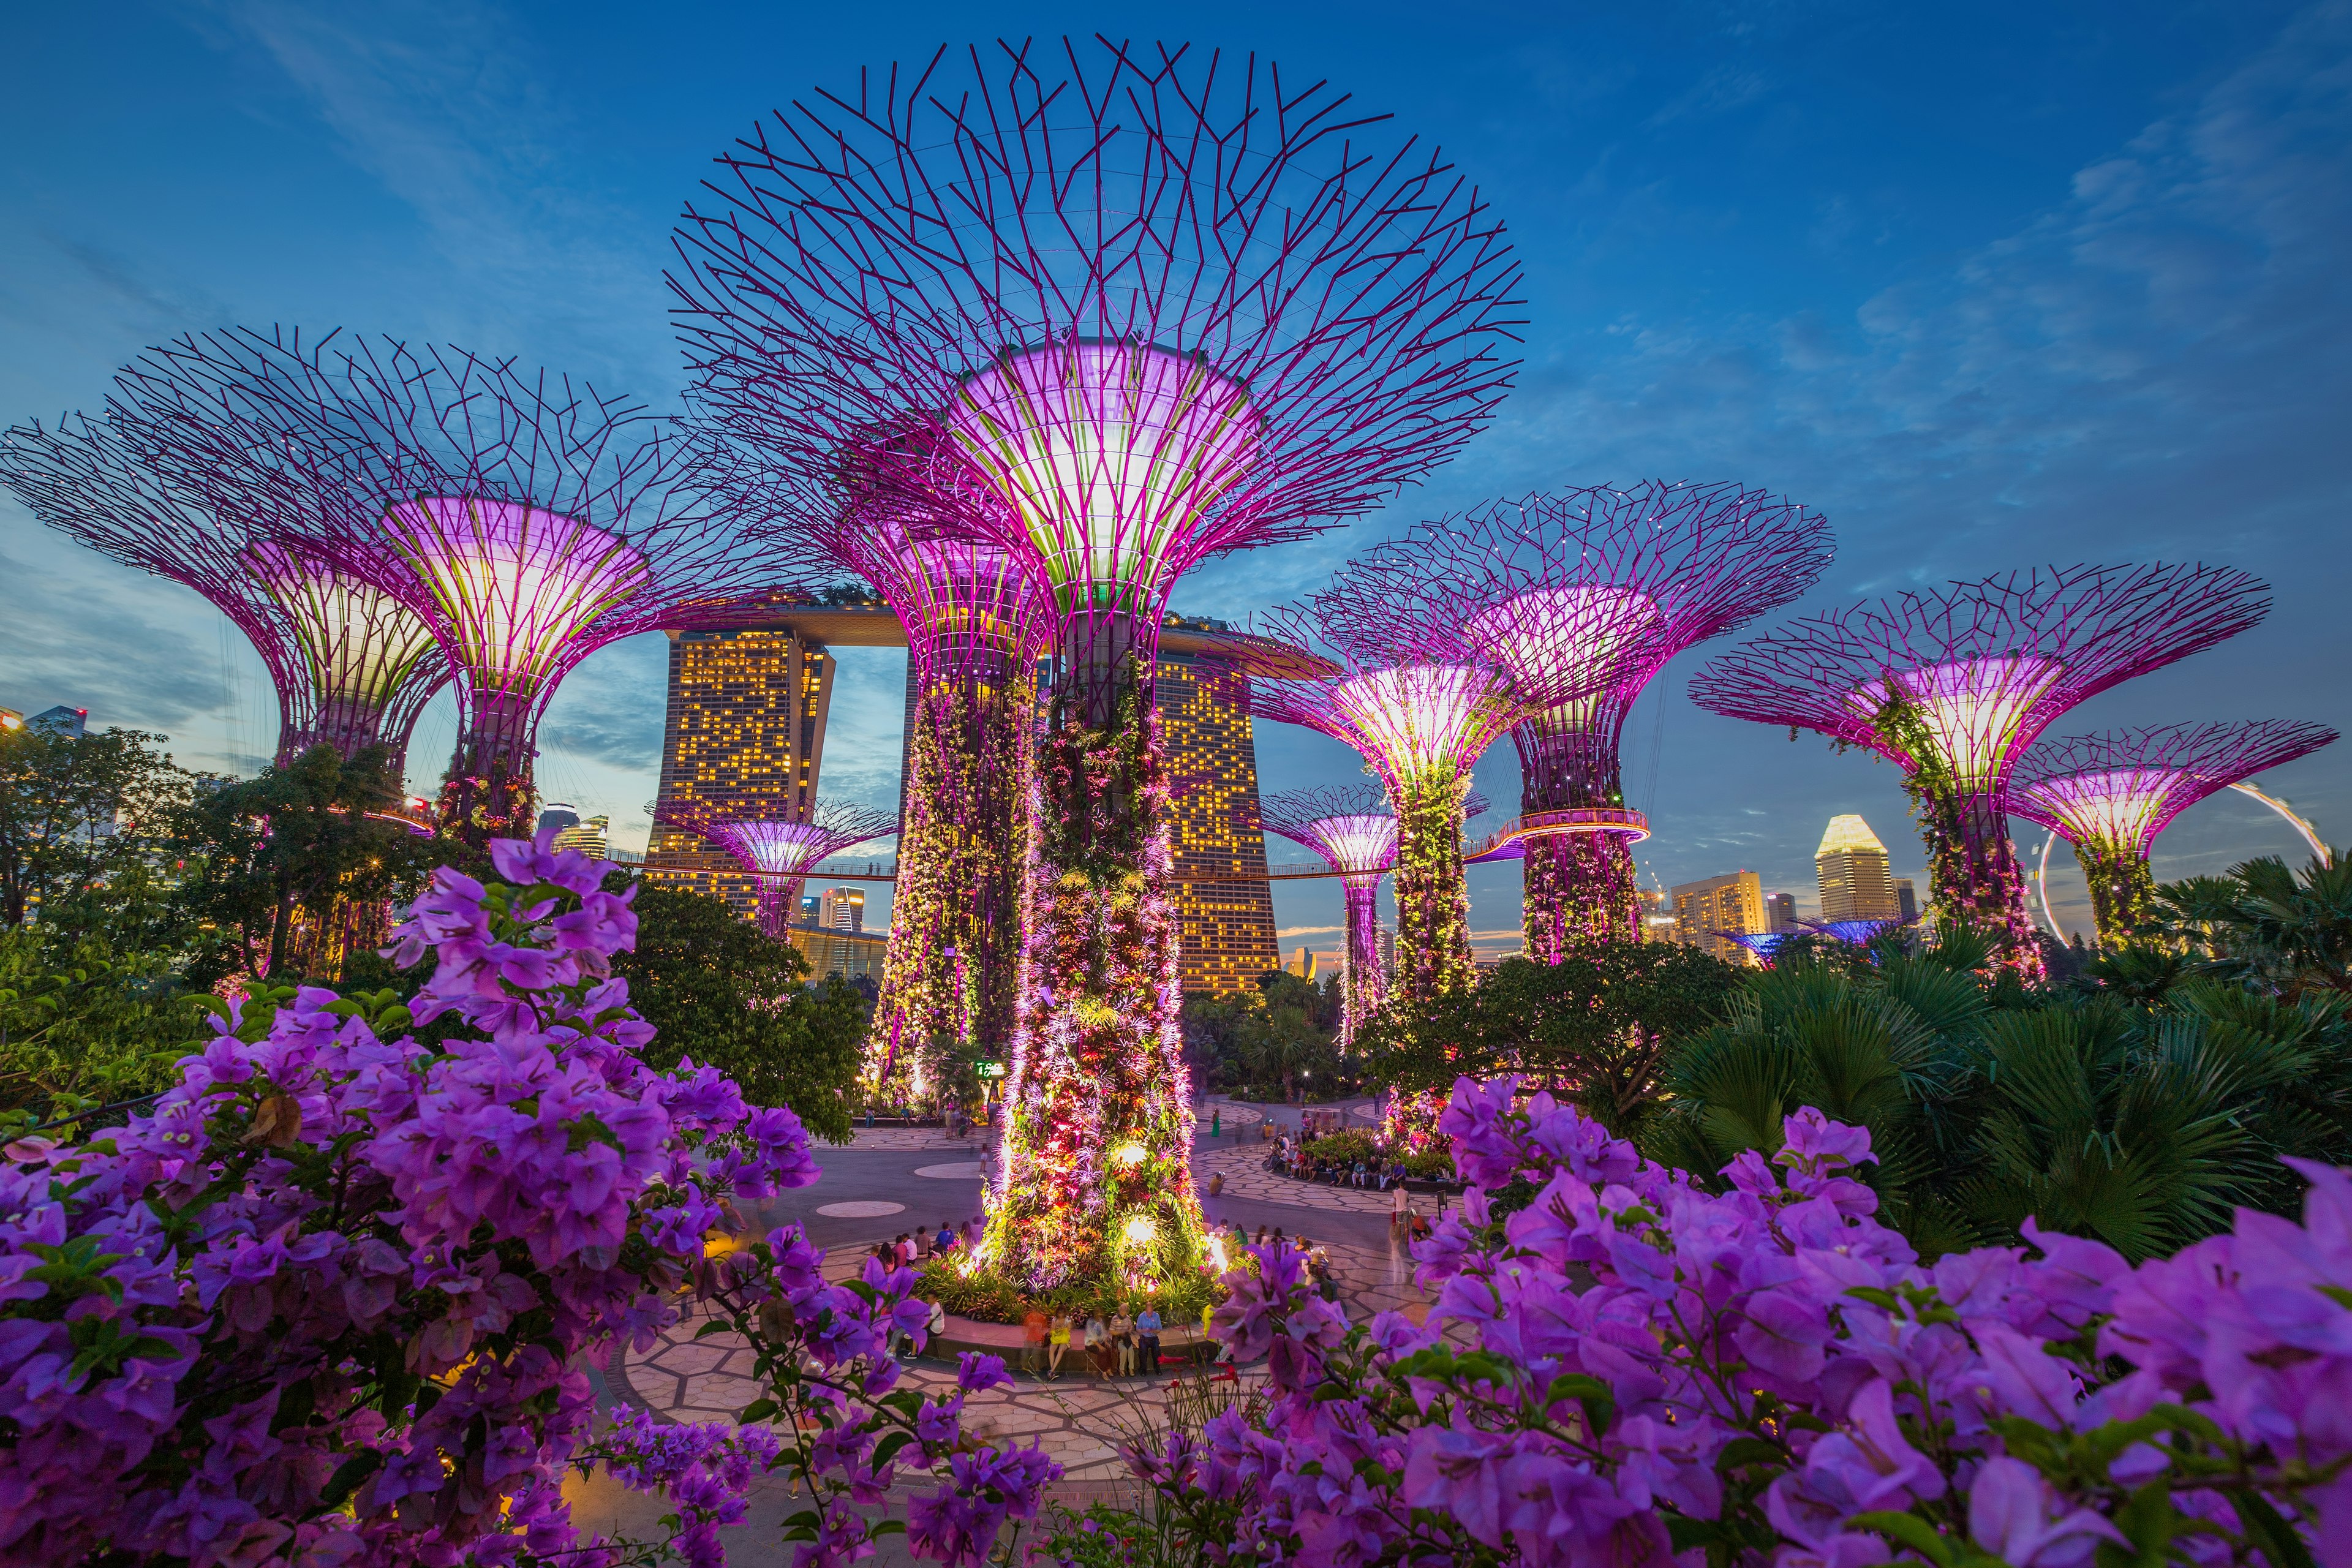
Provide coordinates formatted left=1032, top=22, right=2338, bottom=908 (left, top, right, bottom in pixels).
left=754, top=878, right=802, bottom=941
left=439, top=692, right=538, bottom=845
left=1523, top=831, right=1643, bottom=959
left=1391, top=766, right=1475, bottom=1004
left=987, top=655, right=1200, bottom=1292
left=1339, top=875, right=1385, bottom=1050
left=2074, top=840, right=2157, bottom=949
left=1914, top=784, right=2044, bottom=980
left=872, top=672, right=1033, bottom=1106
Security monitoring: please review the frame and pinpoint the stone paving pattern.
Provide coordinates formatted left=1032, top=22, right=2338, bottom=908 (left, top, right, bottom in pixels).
left=614, top=1133, right=1439, bottom=1478
left=1197, top=1140, right=1436, bottom=1215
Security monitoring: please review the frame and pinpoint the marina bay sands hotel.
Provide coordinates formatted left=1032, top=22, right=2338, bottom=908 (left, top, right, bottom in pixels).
left=641, top=606, right=1283, bottom=995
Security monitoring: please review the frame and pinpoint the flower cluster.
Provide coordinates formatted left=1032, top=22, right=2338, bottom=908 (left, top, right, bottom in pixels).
left=1126, top=1076, right=2347, bottom=1567
left=0, top=830, right=1053, bottom=1568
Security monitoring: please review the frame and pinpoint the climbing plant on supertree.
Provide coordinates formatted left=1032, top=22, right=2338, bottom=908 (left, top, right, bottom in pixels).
left=671, top=40, right=1520, bottom=1289
left=1217, top=603, right=1531, bottom=1011
left=2010, top=719, right=2335, bottom=947
left=1691, top=564, right=2271, bottom=979
left=1341, top=483, right=1831, bottom=960
left=110, top=328, right=775, bottom=845
left=700, top=426, right=1050, bottom=1110
left=1251, top=786, right=1400, bottom=1049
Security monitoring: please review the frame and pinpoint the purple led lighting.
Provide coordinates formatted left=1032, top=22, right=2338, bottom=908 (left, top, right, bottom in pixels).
left=950, top=342, right=1264, bottom=617
left=107, top=328, right=788, bottom=841
left=656, top=797, right=895, bottom=938
left=1692, top=564, right=2271, bottom=978
left=1, top=408, right=447, bottom=770
left=1849, top=657, right=2063, bottom=792
left=2010, top=721, right=2337, bottom=859
left=1253, top=785, right=1398, bottom=1046
left=1720, top=931, right=1796, bottom=966
left=1801, top=918, right=1915, bottom=947
left=382, top=498, right=650, bottom=695
left=1324, top=664, right=1527, bottom=785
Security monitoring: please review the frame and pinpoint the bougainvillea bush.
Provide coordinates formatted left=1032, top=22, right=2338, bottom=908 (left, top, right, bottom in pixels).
left=1118, top=1077, right=2349, bottom=1567
left=0, top=832, right=1055, bottom=1567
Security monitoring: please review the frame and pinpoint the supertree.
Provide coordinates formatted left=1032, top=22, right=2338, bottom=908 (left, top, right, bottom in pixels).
left=110, top=328, right=776, bottom=844
left=2009, top=720, right=2335, bottom=946
left=1349, top=484, right=1831, bottom=959
left=0, top=409, right=445, bottom=773
left=670, top=40, right=1521, bottom=1290
left=1216, top=600, right=1532, bottom=1009
left=654, top=796, right=896, bottom=939
left=709, top=426, right=1055, bottom=1110
left=1719, top=931, right=1798, bottom=967
left=1801, top=918, right=1917, bottom=946
left=1691, top=565, right=2270, bottom=979
left=1254, top=785, right=1398, bottom=1048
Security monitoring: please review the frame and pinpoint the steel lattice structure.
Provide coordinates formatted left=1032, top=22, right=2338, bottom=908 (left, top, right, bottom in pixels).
left=1349, top=483, right=1832, bottom=958
left=669, top=40, right=1522, bottom=1291
left=1254, top=785, right=1398, bottom=1047
left=654, top=796, right=896, bottom=939
left=111, top=328, right=778, bottom=843
left=1, top=409, right=445, bottom=774
left=1219, top=599, right=1532, bottom=1008
left=1691, top=564, right=2270, bottom=978
left=1719, top=931, right=1798, bottom=967
left=2010, top=720, right=2335, bottom=945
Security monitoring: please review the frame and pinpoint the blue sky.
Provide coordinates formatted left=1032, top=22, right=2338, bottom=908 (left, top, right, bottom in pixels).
left=4, top=1, right=2346, bottom=954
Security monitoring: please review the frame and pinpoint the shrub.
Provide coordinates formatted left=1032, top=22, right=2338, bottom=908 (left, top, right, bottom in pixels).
left=915, top=1257, right=1221, bottom=1330
left=1082, top=1075, right=2350, bottom=1566
left=0, top=831, right=1057, bottom=1567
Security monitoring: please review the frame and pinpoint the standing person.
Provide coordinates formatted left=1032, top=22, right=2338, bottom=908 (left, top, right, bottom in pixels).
left=1200, top=1300, right=1216, bottom=1365
left=1047, top=1312, right=1071, bottom=1381
left=1020, top=1306, right=1047, bottom=1377
left=1391, top=1180, right=1409, bottom=1242
left=1110, top=1304, right=1134, bottom=1376
left=1134, top=1302, right=1162, bottom=1376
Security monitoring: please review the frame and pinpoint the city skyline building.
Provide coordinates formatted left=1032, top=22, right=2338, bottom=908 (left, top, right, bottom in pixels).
left=1158, top=639, right=1283, bottom=996
left=1816, top=814, right=1902, bottom=922
left=819, top=885, right=867, bottom=933
left=2009, top=719, right=2335, bottom=945
left=1672, top=870, right=1766, bottom=965
left=1341, top=483, right=1830, bottom=957
left=1896, top=879, right=1919, bottom=924
left=1694, top=564, right=2270, bottom=978
left=1766, top=891, right=1799, bottom=932
left=673, top=44, right=1518, bottom=1292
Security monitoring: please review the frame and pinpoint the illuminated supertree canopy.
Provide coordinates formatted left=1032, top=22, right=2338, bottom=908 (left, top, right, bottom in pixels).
left=1691, top=564, right=2270, bottom=979
left=1720, top=931, right=1798, bottom=967
left=654, top=796, right=895, bottom=940
left=1255, top=785, right=1398, bottom=1049
left=2010, top=720, right=2335, bottom=945
left=1350, top=483, right=1831, bottom=959
left=1221, top=599, right=1531, bottom=1009
left=111, top=328, right=777, bottom=843
left=671, top=40, right=1521, bottom=1291
left=1801, top=918, right=1917, bottom=947
left=0, top=408, right=445, bottom=772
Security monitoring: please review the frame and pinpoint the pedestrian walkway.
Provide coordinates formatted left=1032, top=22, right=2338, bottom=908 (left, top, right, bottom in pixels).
left=1196, top=1140, right=1417, bottom=1214
left=836, top=1126, right=978, bottom=1152
left=614, top=1234, right=1430, bottom=1474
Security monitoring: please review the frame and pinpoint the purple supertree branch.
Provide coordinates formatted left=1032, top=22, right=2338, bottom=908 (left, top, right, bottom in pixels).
left=1327, top=483, right=1831, bottom=958
left=1689, top=563, right=2270, bottom=976
left=0, top=409, right=445, bottom=770
left=669, top=38, right=1523, bottom=675
left=1250, top=785, right=1396, bottom=1049
left=1686, top=564, right=2272, bottom=778
left=654, top=796, right=895, bottom=939
left=2009, top=720, right=2337, bottom=859
left=109, top=327, right=796, bottom=839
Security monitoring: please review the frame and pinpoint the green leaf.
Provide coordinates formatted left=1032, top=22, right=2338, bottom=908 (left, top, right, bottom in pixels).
left=871, top=1520, right=908, bottom=1537
left=1847, top=1510, right=1958, bottom=1567
left=319, top=1449, right=385, bottom=1509
left=695, top=1319, right=736, bottom=1340
left=2233, top=1492, right=2318, bottom=1568
left=873, top=1430, right=916, bottom=1467
left=1541, top=1371, right=1616, bottom=1436
left=737, top=1398, right=779, bottom=1423
left=1713, top=1436, right=1787, bottom=1472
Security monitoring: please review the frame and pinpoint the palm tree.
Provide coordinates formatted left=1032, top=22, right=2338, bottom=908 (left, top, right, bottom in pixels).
left=2155, top=851, right=2352, bottom=998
